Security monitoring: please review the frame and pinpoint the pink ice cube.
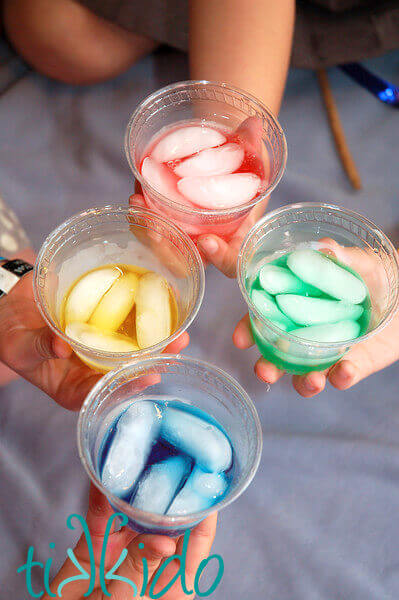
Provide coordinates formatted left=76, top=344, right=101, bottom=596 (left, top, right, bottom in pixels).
left=151, top=126, right=226, bottom=163
left=174, top=143, right=244, bottom=178
left=178, top=173, right=261, bottom=209
left=141, top=157, right=193, bottom=206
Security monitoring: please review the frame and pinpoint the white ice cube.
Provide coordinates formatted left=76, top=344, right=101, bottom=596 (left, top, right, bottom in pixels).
left=101, top=401, right=161, bottom=498
left=178, top=173, right=260, bottom=209
left=174, top=143, right=244, bottom=178
left=151, top=125, right=226, bottom=162
left=167, top=467, right=228, bottom=516
left=131, top=456, right=190, bottom=514
left=160, top=407, right=232, bottom=473
left=66, top=321, right=139, bottom=353
left=64, top=267, right=121, bottom=326
left=141, top=157, right=193, bottom=206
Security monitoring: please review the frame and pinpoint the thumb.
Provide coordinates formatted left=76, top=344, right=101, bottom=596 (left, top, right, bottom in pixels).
left=9, top=326, right=67, bottom=371
left=197, top=235, right=238, bottom=278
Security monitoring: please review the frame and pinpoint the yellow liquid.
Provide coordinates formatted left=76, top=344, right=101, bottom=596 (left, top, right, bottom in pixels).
left=61, top=263, right=179, bottom=355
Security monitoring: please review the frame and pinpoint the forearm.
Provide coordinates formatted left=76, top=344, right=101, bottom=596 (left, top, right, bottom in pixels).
left=189, top=0, right=295, bottom=115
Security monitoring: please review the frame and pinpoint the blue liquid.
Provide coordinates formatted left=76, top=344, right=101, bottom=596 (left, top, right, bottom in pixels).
left=98, top=398, right=235, bottom=532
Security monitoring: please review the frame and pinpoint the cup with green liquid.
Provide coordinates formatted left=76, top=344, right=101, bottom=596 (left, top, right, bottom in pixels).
left=237, top=203, right=399, bottom=375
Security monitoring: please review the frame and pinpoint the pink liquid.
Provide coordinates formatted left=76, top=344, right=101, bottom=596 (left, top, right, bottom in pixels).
left=139, top=119, right=268, bottom=240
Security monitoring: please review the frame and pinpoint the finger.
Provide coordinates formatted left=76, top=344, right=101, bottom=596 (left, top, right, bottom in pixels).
left=50, top=486, right=136, bottom=599
left=149, top=513, right=218, bottom=600
left=328, top=359, right=359, bottom=390
left=10, top=326, right=59, bottom=371
left=122, top=534, right=177, bottom=596
left=254, top=357, right=285, bottom=385
left=129, top=193, right=146, bottom=207
left=52, top=335, right=73, bottom=359
left=134, top=180, right=143, bottom=195
left=197, top=235, right=238, bottom=278
left=232, top=314, right=254, bottom=349
left=164, top=331, right=190, bottom=354
left=77, top=485, right=135, bottom=562
left=292, top=370, right=327, bottom=397
left=328, top=317, right=399, bottom=390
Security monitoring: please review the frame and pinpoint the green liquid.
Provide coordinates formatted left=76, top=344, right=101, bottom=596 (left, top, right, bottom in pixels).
left=249, top=252, right=371, bottom=375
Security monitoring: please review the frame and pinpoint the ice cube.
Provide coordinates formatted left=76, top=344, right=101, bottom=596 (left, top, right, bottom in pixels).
left=160, top=407, right=232, bottom=473
left=65, top=322, right=139, bottom=352
left=259, top=264, right=322, bottom=296
left=174, top=143, right=244, bottom=178
left=251, top=289, right=295, bottom=331
left=90, top=272, right=139, bottom=332
left=275, top=295, right=363, bottom=326
left=131, top=456, right=191, bottom=514
left=167, top=468, right=228, bottom=516
left=289, top=320, right=361, bottom=343
left=101, top=401, right=161, bottom=498
left=178, top=173, right=260, bottom=209
left=135, top=272, right=172, bottom=349
left=141, top=157, right=193, bottom=206
left=64, top=267, right=121, bottom=325
left=151, top=126, right=226, bottom=163
left=287, top=249, right=367, bottom=304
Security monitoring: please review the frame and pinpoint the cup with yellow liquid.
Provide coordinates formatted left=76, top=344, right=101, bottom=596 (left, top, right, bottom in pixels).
left=34, top=206, right=205, bottom=372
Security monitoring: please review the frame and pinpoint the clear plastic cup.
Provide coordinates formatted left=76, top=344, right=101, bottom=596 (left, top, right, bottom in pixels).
left=125, top=80, right=287, bottom=240
left=34, top=206, right=205, bottom=372
left=77, top=354, right=262, bottom=536
left=238, top=202, right=399, bottom=375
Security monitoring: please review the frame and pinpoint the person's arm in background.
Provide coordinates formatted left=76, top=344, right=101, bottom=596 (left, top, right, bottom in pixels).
left=189, top=0, right=295, bottom=117
left=189, top=0, right=295, bottom=273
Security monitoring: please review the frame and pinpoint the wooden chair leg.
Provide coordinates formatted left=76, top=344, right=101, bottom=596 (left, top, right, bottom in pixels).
left=316, top=68, right=362, bottom=191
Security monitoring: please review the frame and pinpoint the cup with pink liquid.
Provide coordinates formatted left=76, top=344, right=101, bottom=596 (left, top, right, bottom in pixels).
left=125, top=81, right=287, bottom=241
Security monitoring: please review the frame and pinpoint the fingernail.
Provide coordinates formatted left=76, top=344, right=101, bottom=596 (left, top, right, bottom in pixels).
left=199, top=237, right=218, bottom=255
left=304, top=378, right=317, bottom=392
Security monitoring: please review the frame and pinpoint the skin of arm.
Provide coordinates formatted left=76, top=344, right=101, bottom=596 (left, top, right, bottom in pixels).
left=189, top=0, right=295, bottom=115
left=190, top=0, right=295, bottom=273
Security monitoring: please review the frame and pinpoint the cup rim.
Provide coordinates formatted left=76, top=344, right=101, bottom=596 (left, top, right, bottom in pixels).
left=124, top=79, right=287, bottom=217
left=77, top=354, right=263, bottom=526
left=237, top=201, right=399, bottom=349
left=33, top=205, right=205, bottom=360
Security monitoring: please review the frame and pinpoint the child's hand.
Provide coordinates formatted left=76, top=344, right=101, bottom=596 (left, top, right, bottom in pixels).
left=197, top=198, right=268, bottom=276
left=234, top=310, right=399, bottom=397
left=44, top=484, right=217, bottom=600
left=0, top=270, right=189, bottom=409
left=234, top=240, right=399, bottom=397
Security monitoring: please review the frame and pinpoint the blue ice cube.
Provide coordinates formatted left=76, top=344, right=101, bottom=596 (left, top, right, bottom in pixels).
left=101, top=401, right=161, bottom=498
left=160, top=406, right=232, bottom=473
left=168, top=467, right=228, bottom=515
left=131, top=455, right=191, bottom=514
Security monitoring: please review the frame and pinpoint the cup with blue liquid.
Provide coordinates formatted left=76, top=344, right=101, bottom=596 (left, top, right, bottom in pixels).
left=78, top=355, right=262, bottom=536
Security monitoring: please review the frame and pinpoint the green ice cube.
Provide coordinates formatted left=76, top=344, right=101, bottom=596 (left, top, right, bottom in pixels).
left=275, top=294, right=363, bottom=326
left=289, top=320, right=361, bottom=343
left=287, top=249, right=367, bottom=304
left=251, top=289, right=296, bottom=331
left=259, top=264, right=322, bottom=296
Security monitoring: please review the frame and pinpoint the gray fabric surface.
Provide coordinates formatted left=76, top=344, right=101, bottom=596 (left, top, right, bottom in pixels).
left=1, top=41, right=399, bottom=598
